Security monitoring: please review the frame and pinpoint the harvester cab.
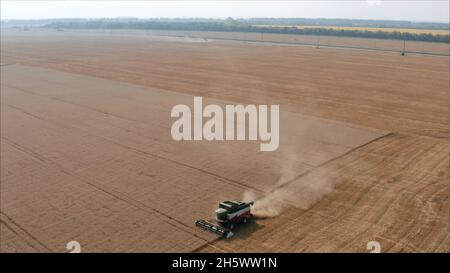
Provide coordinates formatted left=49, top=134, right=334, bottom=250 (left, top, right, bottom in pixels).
left=196, top=200, right=254, bottom=238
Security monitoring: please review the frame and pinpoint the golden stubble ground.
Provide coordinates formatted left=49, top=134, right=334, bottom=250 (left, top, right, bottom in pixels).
left=0, top=29, right=448, bottom=252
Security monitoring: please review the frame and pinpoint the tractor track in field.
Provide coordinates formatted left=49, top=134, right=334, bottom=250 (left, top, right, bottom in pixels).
left=2, top=136, right=215, bottom=244
left=5, top=102, right=263, bottom=193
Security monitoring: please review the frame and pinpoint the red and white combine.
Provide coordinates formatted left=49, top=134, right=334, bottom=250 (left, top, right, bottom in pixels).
left=195, top=200, right=254, bottom=238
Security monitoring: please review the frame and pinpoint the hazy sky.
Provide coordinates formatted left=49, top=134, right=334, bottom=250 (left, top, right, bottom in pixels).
left=1, top=1, right=449, bottom=23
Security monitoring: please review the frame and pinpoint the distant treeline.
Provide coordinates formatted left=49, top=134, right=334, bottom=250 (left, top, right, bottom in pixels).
left=3, top=18, right=449, bottom=43
left=3, top=17, right=449, bottom=29
left=240, top=18, right=450, bottom=30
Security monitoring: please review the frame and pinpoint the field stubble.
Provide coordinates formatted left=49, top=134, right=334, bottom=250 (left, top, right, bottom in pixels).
left=0, top=29, right=448, bottom=252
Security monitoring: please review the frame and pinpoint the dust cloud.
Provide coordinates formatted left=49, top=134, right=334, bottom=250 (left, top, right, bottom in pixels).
left=243, top=165, right=336, bottom=219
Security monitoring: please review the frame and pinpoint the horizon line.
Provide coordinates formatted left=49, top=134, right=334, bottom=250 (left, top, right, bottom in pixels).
left=1, top=16, right=449, bottom=24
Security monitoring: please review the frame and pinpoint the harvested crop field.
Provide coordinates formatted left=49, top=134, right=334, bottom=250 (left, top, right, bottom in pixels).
left=64, top=29, right=450, bottom=55
left=0, top=29, right=449, bottom=252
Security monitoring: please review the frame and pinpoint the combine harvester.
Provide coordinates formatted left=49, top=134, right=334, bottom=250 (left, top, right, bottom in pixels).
left=195, top=200, right=254, bottom=239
